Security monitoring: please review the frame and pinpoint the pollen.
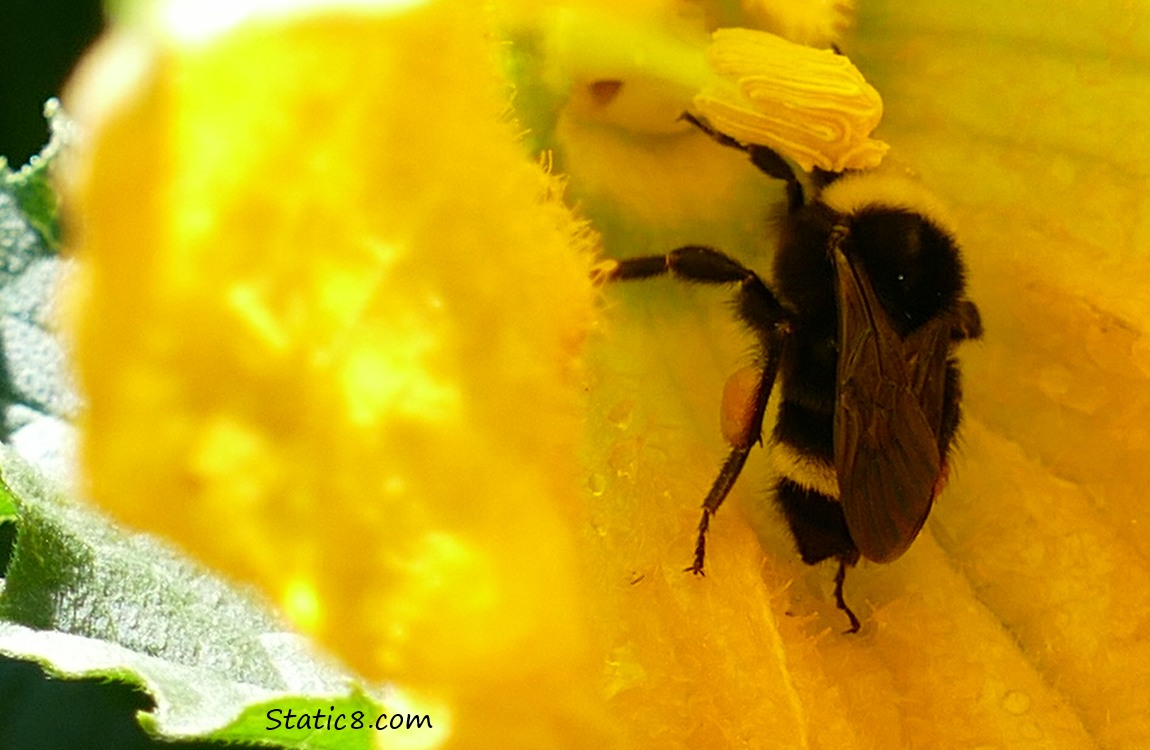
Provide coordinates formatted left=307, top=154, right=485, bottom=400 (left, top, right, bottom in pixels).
left=694, top=28, right=888, bottom=172
left=721, top=363, right=762, bottom=449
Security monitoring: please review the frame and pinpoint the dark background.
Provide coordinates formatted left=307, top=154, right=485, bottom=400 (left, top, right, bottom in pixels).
left=0, top=0, right=103, bottom=165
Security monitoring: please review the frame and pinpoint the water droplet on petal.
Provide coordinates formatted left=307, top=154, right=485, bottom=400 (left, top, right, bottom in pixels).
left=1001, top=689, right=1031, bottom=715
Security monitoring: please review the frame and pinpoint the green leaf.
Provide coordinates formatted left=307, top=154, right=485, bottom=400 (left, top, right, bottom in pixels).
left=0, top=480, right=15, bottom=520
left=0, top=446, right=436, bottom=749
left=0, top=100, right=80, bottom=476
left=0, top=445, right=283, bottom=678
left=0, top=99, right=66, bottom=256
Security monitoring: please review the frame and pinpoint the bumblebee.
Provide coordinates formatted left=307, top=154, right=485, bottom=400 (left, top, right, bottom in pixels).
left=598, top=114, right=982, bottom=632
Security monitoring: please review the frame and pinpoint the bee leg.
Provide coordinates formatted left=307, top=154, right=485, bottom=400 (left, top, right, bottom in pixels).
left=687, top=442, right=751, bottom=574
left=598, top=245, right=791, bottom=575
left=596, top=246, right=789, bottom=363
left=597, top=244, right=760, bottom=284
left=679, top=112, right=805, bottom=212
left=833, top=558, right=862, bottom=634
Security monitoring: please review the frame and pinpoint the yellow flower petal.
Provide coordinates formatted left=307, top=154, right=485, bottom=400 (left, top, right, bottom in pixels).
left=742, top=0, right=855, bottom=49
left=557, top=1, right=1150, bottom=748
left=59, top=0, right=1150, bottom=748
left=64, top=3, right=615, bottom=746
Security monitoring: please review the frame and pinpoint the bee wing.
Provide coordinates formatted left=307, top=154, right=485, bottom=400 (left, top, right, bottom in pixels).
left=903, top=310, right=954, bottom=440
left=832, top=247, right=946, bottom=563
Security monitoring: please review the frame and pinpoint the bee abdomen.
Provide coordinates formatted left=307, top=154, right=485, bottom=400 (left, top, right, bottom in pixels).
left=769, top=397, right=859, bottom=565
left=771, top=398, right=837, bottom=500
left=773, top=400, right=835, bottom=462
left=771, top=440, right=839, bottom=500
left=773, top=477, right=858, bottom=565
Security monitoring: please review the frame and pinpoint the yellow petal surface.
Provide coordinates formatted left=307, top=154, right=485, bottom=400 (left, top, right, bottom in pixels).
left=556, top=0, right=1150, bottom=748
left=60, top=0, right=1150, bottom=748
left=862, top=2, right=1150, bottom=746
left=64, top=3, right=613, bottom=747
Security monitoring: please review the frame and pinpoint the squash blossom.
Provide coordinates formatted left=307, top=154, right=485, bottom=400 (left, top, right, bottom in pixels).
left=63, top=2, right=611, bottom=747
left=60, top=0, right=1150, bottom=749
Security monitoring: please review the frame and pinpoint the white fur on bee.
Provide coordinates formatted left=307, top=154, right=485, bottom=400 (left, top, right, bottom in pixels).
left=770, top=441, right=841, bottom=500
